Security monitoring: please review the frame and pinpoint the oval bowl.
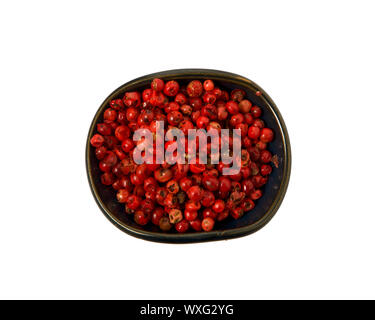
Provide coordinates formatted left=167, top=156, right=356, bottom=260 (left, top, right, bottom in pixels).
left=86, top=69, right=291, bottom=243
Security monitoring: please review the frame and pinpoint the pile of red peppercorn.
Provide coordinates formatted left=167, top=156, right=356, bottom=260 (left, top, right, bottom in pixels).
left=90, top=78, right=276, bottom=233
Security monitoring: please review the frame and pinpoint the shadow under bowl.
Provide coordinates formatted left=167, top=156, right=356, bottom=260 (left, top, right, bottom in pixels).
left=86, top=69, right=291, bottom=243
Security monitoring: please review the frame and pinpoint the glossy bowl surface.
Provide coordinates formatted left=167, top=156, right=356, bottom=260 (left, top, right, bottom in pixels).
left=86, top=69, right=291, bottom=243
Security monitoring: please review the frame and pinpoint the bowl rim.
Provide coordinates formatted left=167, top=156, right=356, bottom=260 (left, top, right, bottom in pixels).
left=86, top=68, right=291, bottom=243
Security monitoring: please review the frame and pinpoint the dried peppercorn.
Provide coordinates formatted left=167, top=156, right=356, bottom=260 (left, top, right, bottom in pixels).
left=90, top=77, right=276, bottom=232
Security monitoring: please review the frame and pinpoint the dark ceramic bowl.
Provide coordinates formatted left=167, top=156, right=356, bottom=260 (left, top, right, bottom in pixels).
left=86, top=69, right=291, bottom=243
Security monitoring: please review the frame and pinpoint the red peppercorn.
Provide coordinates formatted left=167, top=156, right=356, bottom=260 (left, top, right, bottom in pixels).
left=260, top=164, right=272, bottom=176
left=260, top=150, right=272, bottom=163
left=179, top=177, right=193, bottom=192
left=166, top=180, right=180, bottom=194
left=191, top=110, right=201, bottom=122
left=164, top=81, right=180, bottom=97
left=230, top=113, right=244, bottom=127
left=243, top=136, right=252, bottom=149
left=217, top=106, right=228, bottom=120
left=201, top=104, right=217, bottom=120
left=164, top=194, right=178, bottom=208
left=152, top=208, right=165, bottom=226
left=135, top=165, right=149, bottom=179
left=179, top=119, right=194, bottom=135
left=185, top=200, right=201, bottom=211
left=140, top=199, right=155, bottom=214
left=242, top=179, right=254, bottom=196
left=138, top=109, right=154, bottom=126
left=112, top=180, right=123, bottom=191
left=165, top=101, right=179, bottom=113
left=260, top=128, right=274, bottom=143
left=144, top=177, right=158, bottom=193
left=123, top=92, right=141, bottom=107
left=241, top=198, right=255, bottom=211
left=188, top=163, right=205, bottom=175
left=103, top=108, right=117, bottom=122
left=126, top=107, right=139, bottom=122
left=97, top=123, right=112, bottom=136
left=119, top=158, right=136, bottom=175
left=90, top=134, right=105, bottom=148
left=238, top=99, right=252, bottom=113
left=250, top=106, right=262, bottom=118
left=196, top=116, right=210, bottom=129
left=167, top=110, right=183, bottom=126
left=154, top=168, right=173, bottom=183
left=145, top=191, right=156, bottom=201
left=202, top=217, right=215, bottom=232
left=119, top=176, right=133, bottom=191
left=110, top=98, right=124, bottom=110
left=156, top=187, right=168, bottom=206
left=203, top=80, right=214, bottom=91
left=212, top=200, right=225, bottom=213
left=248, top=125, right=261, bottom=139
left=187, top=80, right=203, bottom=97
left=190, top=97, right=203, bottom=111
left=150, top=90, right=167, bottom=107
left=254, top=141, right=266, bottom=151
left=231, top=207, right=244, bottom=220
left=249, top=146, right=261, bottom=162
left=203, top=208, right=218, bottom=220
left=121, top=138, right=134, bottom=153
left=151, top=78, right=165, bottom=92
left=95, top=146, right=107, bottom=160
left=202, top=175, right=219, bottom=192
left=130, top=173, right=144, bottom=185
left=169, top=209, right=183, bottom=224
left=104, top=150, right=117, bottom=165
left=113, top=146, right=126, bottom=161
left=206, top=121, right=221, bottom=134
left=159, top=217, right=172, bottom=231
left=250, top=189, right=263, bottom=200
left=186, top=185, right=203, bottom=201
left=126, top=195, right=141, bottom=210
left=112, top=163, right=123, bottom=179
left=217, top=209, right=229, bottom=222
left=203, top=92, right=216, bottom=104
left=231, top=89, right=245, bottom=102
left=103, top=135, right=118, bottom=149
left=201, top=190, right=215, bottom=207
left=142, top=88, right=153, bottom=102
left=236, top=123, right=248, bottom=138
left=116, top=189, right=130, bottom=203
left=180, top=104, right=192, bottom=116
left=225, top=101, right=239, bottom=115
left=101, top=172, right=115, bottom=185
left=244, top=113, right=254, bottom=125
left=190, top=219, right=202, bottom=231
left=175, top=93, right=188, bottom=105
left=252, top=175, right=267, bottom=188
left=253, top=119, right=265, bottom=129
left=175, top=219, right=189, bottom=233
left=134, top=210, right=150, bottom=226
left=115, top=125, right=130, bottom=141
left=184, top=209, right=198, bottom=221
left=219, top=177, right=232, bottom=194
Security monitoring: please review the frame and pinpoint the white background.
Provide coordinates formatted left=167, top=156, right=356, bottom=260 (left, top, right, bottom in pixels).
left=0, top=0, right=374, bottom=300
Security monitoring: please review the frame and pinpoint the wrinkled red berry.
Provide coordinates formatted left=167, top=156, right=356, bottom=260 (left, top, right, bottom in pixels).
left=187, top=80, right=203, bottom=97
left=202, top=217, right=215, bottom=232
left=164, top=81, right=180, bottom=97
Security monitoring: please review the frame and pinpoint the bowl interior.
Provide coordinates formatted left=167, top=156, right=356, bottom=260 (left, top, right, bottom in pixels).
left=87, top=69, right=290, bottom=241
